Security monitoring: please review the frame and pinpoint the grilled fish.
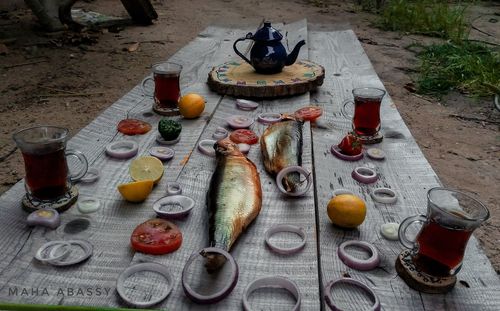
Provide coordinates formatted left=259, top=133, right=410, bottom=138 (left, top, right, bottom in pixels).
left=205, top=139, right=262, bottom=272
left=260, top=117, right=304, bottom=192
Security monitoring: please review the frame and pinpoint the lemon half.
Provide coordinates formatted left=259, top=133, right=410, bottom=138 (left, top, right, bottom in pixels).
left=130, top=156, right=164, bottom=184
left=118, top=180, right=154, bottom=203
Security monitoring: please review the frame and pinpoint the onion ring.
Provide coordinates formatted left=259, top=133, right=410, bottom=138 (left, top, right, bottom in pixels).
left=47, top=240, right=93, bottom=266
left=380, top=223, right=399, bottom=241
left=324, top=277, right=381, bottom=311
left=265, top=224, right=306, bottom=255
left=257, top=112, right=282, bottom=125
left=77, top=198, right=101, bottom=214
left=153, top=195, right=195, bottom=220
left=150, top=146, right=175, bottom=161
left=226, top=115, right=254, bottom=129
left=351, top=167, right=378, bottom=184
left=26, top=209, right=60, bottom=229
left=332, top=189, right=355, bottom=197
left=331, top=145, right=363, bottom=161
left=80, top=167, right=99, bottom=183
left=370, top=187, right=397, bottom=204
left=236, top=99, right=259, bottom=110
left=156, top=133, right=181, bottom=145
left=166, top=182, right=182, bottom=196
left=276, top=166, right=312, bottom=197
left=105, top=141, right=139, bottom=159
left=182, top=247, right=238, bottom=304
left=212, top=127, right=229, bottom=140
left=366, top=148, right=386, bottom=160
left=198, top=139, right=216, bottom=157
left=116, top=262, right=173, bottom=308
left=238, top=143, right=251, bottom=154
left=35, top=241, right=71, bottom=263
left=337, top=240, right=380, bottom=271
left=243, top=276, right=301, bottom=311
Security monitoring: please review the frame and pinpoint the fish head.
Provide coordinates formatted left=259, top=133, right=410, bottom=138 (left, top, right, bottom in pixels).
left=214, top=138, right=243, bottom=157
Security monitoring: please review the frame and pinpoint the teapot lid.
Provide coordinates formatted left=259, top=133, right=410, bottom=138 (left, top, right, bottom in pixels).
left=253, top=21, right=283, bottom=41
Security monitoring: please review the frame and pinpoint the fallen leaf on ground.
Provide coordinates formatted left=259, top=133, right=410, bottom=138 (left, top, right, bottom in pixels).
left=127, top=42, right=139, bottom=52
left=0, top=43, right=8, bottom=55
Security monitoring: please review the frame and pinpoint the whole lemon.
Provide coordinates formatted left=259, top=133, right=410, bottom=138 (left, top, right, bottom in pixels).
left=178, top=93, right=205, bottom=119
left=327, top=194, right=366, bottom=228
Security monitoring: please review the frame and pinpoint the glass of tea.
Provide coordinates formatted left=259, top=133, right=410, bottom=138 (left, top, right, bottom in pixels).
left=399, top=187, right=489, bottom=277
left=341, top=87, right=386, bottom=143
left=141, top=62, right=182, bottom=116
left=13, top=126, right=88, bottom=202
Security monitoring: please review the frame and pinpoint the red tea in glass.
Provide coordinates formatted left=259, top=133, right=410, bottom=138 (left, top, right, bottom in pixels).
left=22, top=147, right=69, bottom=200
left=399, top=188, right=489, bottom=277
left=142, top=62, right=182, bottom=116
left=13, top=126, right=88, bottom=202
left=342, top=87, right=386, bottom=142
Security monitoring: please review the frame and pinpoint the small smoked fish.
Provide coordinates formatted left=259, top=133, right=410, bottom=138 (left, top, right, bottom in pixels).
left=205, top=139, right=262, bottom=272
left=260, top=117, right=304, bottom=192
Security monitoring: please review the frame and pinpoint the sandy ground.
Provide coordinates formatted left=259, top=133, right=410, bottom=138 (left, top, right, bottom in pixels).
left=0, top=0, right=499, bottom=272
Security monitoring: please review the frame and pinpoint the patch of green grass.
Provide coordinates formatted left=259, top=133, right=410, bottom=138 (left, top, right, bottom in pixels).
left=416, top=42, right=500, bottom=97
left=375, top=0, right=470, bottom=42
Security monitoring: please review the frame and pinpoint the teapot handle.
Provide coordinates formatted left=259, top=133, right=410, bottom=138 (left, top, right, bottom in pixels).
left=233, top=32, right=253, bottom=65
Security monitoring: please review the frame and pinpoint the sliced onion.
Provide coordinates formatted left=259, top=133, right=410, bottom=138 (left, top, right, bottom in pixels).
left=243, top=276, right=301, bottom=311
left=156, top=133, right=181, bottom=145
left=198, top=139, right=216, bottom=157
left=366, top=148, right=386, bottom=160
left=265, top=224, right=306, bottom=255
left=80, top=167, right=99, bottom=183
left=238, top=143, right=251, bottom=154
left=337, top=240, right=380, bottom=271
left=182, top=247, right=238, bottom=304
left=116, top=262, right=173, bottom=307
left=351, top=167, right=378, bottom=184
left=212, top=127, right=229, bottom=140
left=257, top=112, right=282, bottom=124
left=324, top=277, right=381, bottom=311
left=226, top=115, right=254, bottom=129
left=370, top=187, right=397, bottom=204
left=105, top=140, right=139, bottom=159
left=380, top=223, right=400, bottom=241
left=77, top=198, right=101, bottom=214
left=236, top=99, right=259, bottom=110
left=35, top=241, right=71, bottom=263
left=153, top=195, right=195, bottom=220
left=276, top=166, right=312, bottom=197
left=150, top=146, right=175, bottom=161
left=26, top=208, right=60, bottom=229
left=331, top=145, right=363, bottom=161
left=47, top=240, right=93, bottom=266
left=166, top=182, right=182, bottom=196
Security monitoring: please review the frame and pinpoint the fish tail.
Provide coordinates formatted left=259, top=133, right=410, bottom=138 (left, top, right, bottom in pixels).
left=283, top=171, right=301, bottom=192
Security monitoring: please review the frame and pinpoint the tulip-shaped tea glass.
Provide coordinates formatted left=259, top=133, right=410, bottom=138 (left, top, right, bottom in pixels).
left=341, top=87, right=386, bottom=144
left=13, top=126, right=88, bottom=207
left=141, top=62, right=182, bottom=116
left=399, top=187, right=489, bottom=277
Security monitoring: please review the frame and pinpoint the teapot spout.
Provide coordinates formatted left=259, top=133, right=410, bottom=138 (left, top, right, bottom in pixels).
left=285, top=40, right=306, bottom=66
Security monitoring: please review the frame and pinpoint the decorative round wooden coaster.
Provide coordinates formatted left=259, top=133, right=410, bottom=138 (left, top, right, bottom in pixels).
left=22, top=185, right=79, bottom=213
left=359, top=132, right=383, bottom=145
left=395, top=249, right=456, bottom=294
left=207, top=59, right=325, bottom=98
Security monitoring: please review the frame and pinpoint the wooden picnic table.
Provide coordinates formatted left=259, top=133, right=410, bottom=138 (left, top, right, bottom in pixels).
left=0, top=20, right=499, bottom=310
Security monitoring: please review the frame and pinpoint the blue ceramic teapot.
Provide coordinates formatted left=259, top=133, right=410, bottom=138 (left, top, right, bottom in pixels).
left=233, top=22, right=306, bottom=74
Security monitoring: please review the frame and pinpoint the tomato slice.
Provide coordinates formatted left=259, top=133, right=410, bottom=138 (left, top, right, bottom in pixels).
left=131, top=219, right=182, bottom=255
left=117, top=119, right=152, bottom=135
left=294, top=106, right=323, bottom=121
left=229, top=129, right=259, bottom=145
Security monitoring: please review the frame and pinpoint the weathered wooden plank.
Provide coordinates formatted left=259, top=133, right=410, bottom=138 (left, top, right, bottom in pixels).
left=120, top=19, right=323, bottom=310
left=309, top=29, right=500, bottom=311
left=0, top=25, right=252, bottom=307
